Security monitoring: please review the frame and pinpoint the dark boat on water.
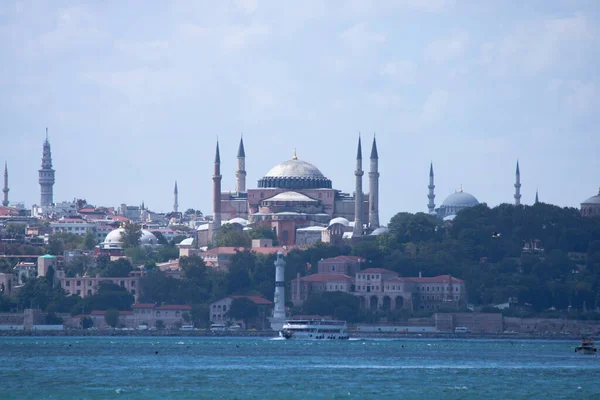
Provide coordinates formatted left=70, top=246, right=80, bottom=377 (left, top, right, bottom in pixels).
left=575, top=338, right=597, bottom=355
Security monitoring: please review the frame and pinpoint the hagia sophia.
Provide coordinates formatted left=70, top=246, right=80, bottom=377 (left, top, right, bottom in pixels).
left=190, top=136, right=600, bottom=248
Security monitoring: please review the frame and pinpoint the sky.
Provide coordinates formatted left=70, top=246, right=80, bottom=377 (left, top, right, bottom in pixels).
left=1, top=0, right=599, bottom=225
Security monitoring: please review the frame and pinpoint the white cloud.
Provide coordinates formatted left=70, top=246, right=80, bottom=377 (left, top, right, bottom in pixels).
left=563, top=81, right=597, bottom=115
left=425, top=31, right=469, bottom=64
left=339, top=23, right=386, bottom=51
left=234, top=0, right=258, bottom=13
left=346, top=0, right=453, bottom=15
left=421, top=89, right=448, bottom=123
left=221, top=23, right=270, bottom=52
left=367, top=92, right=403, bottom=109
left=480, top=13, right=594, bottom=74
left=380, top=61, right=416, bottom=84
left=114, top=40, right=170, bottom=63
left=37, top=6, right=100, bottom=53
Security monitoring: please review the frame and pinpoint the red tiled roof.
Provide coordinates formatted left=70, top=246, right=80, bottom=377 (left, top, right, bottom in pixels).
left=299, top=274, right=353, bottom=282
left=319, top=256, right=365, bottom=263
left=230, top=295, right=273, bottom=305
left=90, top=310, right=133, bottom=316
left=360, top=268, right=396, bottom=274
left=156, top=304, right=192, bottom=310
left=133, top=303, right=156, bottom=309
left=402, top=275, right=464, bottom=284
left=202, top=246, right=291, bottom=256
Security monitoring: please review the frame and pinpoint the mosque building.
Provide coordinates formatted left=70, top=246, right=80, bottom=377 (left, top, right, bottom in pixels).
left=581, top=188, right=600, bottom=217
left=427, top=161, right=526, bottom=220
left=208, top=136, right=380, bottom=246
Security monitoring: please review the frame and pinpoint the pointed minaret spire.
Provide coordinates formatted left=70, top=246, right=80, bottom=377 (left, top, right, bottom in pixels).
left=353, top=136, right=364, bottom=237
left=428, top=162, right=435, bottom=214
left=368, top=135, right=380, bottom=228
left=2, top=161, right=9, bottom=207
left=173, top=181, right=179, bottom=213
left=535, top=189, right=539, bottom=204
left=212, top=139, right=222, bottom=240
left=236, top=135, right=247, bottom=193
left=39, top=127, right=55, bottom=207
left=514, top=160, right=521, bottom=206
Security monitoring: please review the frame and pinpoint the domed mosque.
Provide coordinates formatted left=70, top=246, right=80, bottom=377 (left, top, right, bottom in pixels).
left=581, top=188, right=600, bottom=217
left=208, top=136, right=381, bottom=246
left=426, top=160, right=529, bottom=220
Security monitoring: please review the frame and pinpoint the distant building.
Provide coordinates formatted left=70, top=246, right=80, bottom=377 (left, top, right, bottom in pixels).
left=132, top=303, right=191, bottom=329
left=209, top=295, right=272, bottom=328
left=59, top=275, right=140, bottom=301
left=581, top=188, right=600, bottom=217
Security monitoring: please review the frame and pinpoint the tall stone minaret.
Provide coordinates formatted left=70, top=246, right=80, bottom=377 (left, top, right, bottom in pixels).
left=535, top=189, right=539, bottom=204
left=368, top=136, right=380, bottom=228
left=2, top=162, right=9, bottom=207
left=39, top=127, right=55, bottom=207
left=212, top=140, right=222, bottom=239
left=428, top=162, right=435, bottom=214
left=353, top=136, right=363, bottom=237
left=514, top=160, right=521, bottom=206
left=173, top=181, right=179, bottom=213
left=236, top=136, right=246, bottom=193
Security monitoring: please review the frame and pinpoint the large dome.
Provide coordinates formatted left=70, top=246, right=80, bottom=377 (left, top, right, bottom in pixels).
left=441, top=191, right=479, bottom=207
left=265, top=159, right=325, bottom=179
left=258, top=155, right=332, bottom=189
left=582, top=189, right=600, bottom=205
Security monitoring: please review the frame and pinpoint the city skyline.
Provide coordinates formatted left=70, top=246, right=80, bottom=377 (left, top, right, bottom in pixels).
left=1, top=1, right=599, bottom=223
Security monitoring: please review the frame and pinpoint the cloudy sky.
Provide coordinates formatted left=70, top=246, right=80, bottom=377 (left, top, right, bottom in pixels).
left=1, top=0, right=599, bottom=224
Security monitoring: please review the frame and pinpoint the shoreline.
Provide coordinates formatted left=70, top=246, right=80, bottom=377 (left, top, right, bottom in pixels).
left=0, top=329, right=584, bottom=340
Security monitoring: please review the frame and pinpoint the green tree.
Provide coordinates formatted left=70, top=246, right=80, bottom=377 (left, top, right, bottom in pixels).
left=182, top=312, right=191, bottom=324
left=248, top=226, right=279, bottom=245
left=82, top=231, right=97, bottom=250
left=227, top=297, right=258, bottom=328
left=214, top=224, right=251, bottom=247
left=190, top=304, right=209, bottom=328
left=81, top=316, right=93, bottom=329
left=81, top=282, right=134, bottom=312
left=102, top=258, right=133, bottom=278
left=120, top=221, right=142, bottom=248
left=104, top=308, right=120, bottom=328
left=155, top=319, right=165, bottom=330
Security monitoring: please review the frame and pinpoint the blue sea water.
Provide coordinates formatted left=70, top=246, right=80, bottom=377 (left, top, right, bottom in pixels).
left=0, top=336, right=598, bottom=399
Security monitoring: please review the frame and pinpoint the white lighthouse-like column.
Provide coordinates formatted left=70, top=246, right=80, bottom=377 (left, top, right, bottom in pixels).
left=270, top=252, right=286, bottom=331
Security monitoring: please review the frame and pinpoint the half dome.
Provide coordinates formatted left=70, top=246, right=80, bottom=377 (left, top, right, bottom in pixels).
left=582, top=189, right=600, bottom=205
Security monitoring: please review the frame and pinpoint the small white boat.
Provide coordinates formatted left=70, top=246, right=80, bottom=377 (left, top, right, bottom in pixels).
left=279, top=319, right=349, bottom=340
left=575, top=338, right=597, bottom=355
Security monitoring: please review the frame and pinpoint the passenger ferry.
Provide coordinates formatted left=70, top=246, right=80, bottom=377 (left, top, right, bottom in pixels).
left=279, top=319, right=349, bottom=340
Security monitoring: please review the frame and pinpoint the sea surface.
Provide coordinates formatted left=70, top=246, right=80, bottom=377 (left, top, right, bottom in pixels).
left=0, top=336, right=598, bottom=399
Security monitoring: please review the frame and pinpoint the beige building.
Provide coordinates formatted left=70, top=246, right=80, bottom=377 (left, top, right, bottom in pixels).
left=291, top=258, right=467, bottom=312
left=59, top=275, right=140, bottom=301
left=132, top=303, right=191, bottom=328
left=209, top=295, right=272, bottom=328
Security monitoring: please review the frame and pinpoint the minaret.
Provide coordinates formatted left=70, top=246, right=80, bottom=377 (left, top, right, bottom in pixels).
left=535, top=189, right=539, bottom=204
left=236, top=136, right=246, bottom=193
left=514, top=160, right=521, bottom=206
left=212, top=140, right=222, bottom=239
left=38, top=127, right=55, bottom=207
left=353, top=136, right=363, bottom=237
left=368, top=136, right=380, bottom=228
left=270, top=252, right=286, bottom=331
left=428, top=162, right=435, bottom=213
left=2, top=162, right=9, bottom=207
left=173, top=181, right=179, bottom=213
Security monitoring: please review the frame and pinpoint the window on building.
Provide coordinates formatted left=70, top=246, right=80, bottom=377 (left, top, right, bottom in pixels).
left=176, top=311, right=180, bottom=317
left=76, top=290, right=81, bottom=295
left=66, top=281, right=70, bottom=287
left=131, top=281, right=136, bottom=287
left=76, top=280, right=81, bottom=286
left=223, top=306, right=227, bottom=312
left=156, top=312, right=160, bottom=317
left=120, top=281, right=125, bottom=287
left=87, top=289, right=92, bottom=295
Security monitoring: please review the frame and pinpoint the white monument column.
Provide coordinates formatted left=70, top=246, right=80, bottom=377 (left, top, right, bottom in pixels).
left=270, top=252, right=286, bottom=331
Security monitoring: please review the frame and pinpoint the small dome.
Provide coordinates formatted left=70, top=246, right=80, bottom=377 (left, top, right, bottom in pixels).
left=223, top=217, right=250, bottom=226
left=104, top=228, right=159, bottom=246
left=179, top=237, right=194, bottom=246
left=370, top=227, right=390, bottom=236
left=441, top=191, right=479, bottom=207
left=328, top=217, right=350, bottom=227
